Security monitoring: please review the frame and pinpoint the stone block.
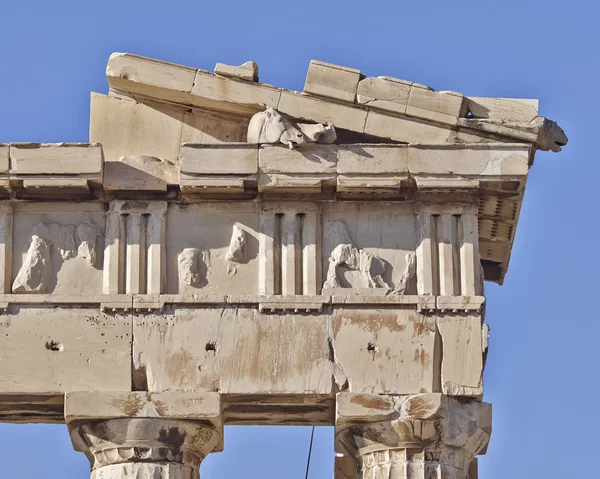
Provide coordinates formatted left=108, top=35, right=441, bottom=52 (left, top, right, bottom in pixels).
left=337, top=144, right=408, bottom=174
left=12, top=202, right=105, bottom=296
left=104, top=156, right=178, bottom=191
left=437, top=296, right=485, bottom=312
left=21, top=178, right=90, bottom=189
left=106, top=52, right=196, bottom=104
left=259, top=144, right=337, bottom=174
left=0, top=144, right=9, bottom=174
left=258, top=173, right=335, bottom=193
left=181, top=110, right=248, bottom=144
left=414, top=176, right=480, bottom=191
left=90, top=93, right=184, bottom=166
left=437, top=315, right=485, bottom=397
left=336, top=175, right=407, bottom=195
left=407, top=85, right=466, bottom=124
left=0, top=203, right=12, bottom=295
left=179, top=176, right=250, bottom=194
left=0, top=307, right=131, bottom=393
left=364, top=110, right=452, bottom=143
left=191, top=70, right=280, bottom=115
left=165, top=203, right=260, bottom=296
left=304, top=60, right=361, bottom=103
left=257, top=296, right=327, bottom=313
left=337, top=144, right=409, bottom=197
left=180, top=143, right=258, bottom=175
left=65, top=391, right=221, bottom=422
left=332, top=309, right=438, bottom=394
left=335, top=393, right=395, bottom=420
left=223, top=394, right=332, bottom=425
left=457, top=118, right=538, bottom=144
left=0, top=394, right=64, bottom=423
left=133, top=306, right=439, bottom=398
left=9, top=143, right=102, bottom=175
left=467, top=97, right=538, bottom=122
left=214, top=61, right=258, bottom=82
left=406, top=105, right=458, bottom=126
left=408, top=144, right=530, bottom=176
left=330, top=295, right=419, bottom=306
left=278, top=91, right=367, bottom=133
left=418, top=295, right=437, bottom=311
left=133, top=308, right=334, bottom=394
left=356, top=76, right=411, bottom=114
left=321, top=202, right=417, bottom=293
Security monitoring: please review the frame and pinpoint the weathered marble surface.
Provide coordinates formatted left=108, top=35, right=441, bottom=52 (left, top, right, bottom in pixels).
left=336, top=392, right=491, bottom=479
left=0, top=52, right=568, bottom=479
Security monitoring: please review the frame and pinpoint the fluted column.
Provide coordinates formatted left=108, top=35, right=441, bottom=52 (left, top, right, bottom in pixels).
left=66, top=392, right=223, bottom=479
left=335, top=393, right=491, bottom=479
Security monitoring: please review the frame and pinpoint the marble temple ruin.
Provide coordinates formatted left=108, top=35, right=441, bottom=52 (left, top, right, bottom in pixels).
left=0, top=54, right=567, bottom=478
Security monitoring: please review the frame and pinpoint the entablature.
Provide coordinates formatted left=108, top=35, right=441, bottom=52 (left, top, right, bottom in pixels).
left=0, top=141, right=527, bottom=283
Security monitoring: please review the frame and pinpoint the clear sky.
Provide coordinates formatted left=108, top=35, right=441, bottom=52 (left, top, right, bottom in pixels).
left=0, top=0, right=597, bottom=477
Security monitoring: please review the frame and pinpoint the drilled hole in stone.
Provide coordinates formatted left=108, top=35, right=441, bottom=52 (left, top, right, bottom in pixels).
left=205, top=342, right=217, bottom=352
left=367, top=342, right=377, bottom=352
left=45, top=340, right=63, bottom=352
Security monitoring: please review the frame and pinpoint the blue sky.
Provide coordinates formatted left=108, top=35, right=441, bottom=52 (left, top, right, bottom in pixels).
left=0, top=0, right=598, bottom=477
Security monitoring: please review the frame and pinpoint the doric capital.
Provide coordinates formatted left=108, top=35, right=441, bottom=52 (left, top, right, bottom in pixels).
left=70, top=418, right=221, bottom=472
left=66, top=392, right=223, bottom=478
left=335, top=393, right=491, bottom=477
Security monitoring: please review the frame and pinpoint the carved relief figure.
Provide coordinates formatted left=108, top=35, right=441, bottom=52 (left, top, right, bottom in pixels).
left=76, top=217, right=102, bottom=266
left=12, top=233, right=52, bottom=293
left=226, top=225, right=246, bottom=262
left=390, top=253, right=416, bottom=295
left=178, top=248, right=202, bottom=286
left=247, top=107, right=336, bottom=149
left=12, top=214, right=103, bottom=294
left=325, top=243, right=389, bottom=289
left=323, top=220, right=416, bottom=294
left=323, top=220, right=390, bottom=289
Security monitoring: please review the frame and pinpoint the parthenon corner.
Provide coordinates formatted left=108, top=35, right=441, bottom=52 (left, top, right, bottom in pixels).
left=0, top=53, right=567, bottom=478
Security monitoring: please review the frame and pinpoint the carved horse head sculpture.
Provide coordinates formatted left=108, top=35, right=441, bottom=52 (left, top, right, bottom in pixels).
left=247, top=107, right=336, bottom=149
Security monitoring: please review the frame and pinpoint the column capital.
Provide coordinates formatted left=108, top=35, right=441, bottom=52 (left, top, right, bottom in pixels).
left=71, top=418, right=220, bottom=473
left=66, top=392, right=223, bottom=479
left=335, top=393, right=491, bottom=478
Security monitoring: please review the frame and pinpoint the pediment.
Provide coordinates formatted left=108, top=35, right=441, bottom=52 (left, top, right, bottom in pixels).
left=104, top=53, right=567, bottom=152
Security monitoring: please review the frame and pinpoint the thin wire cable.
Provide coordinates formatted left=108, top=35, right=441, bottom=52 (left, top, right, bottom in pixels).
left=304, top=426, right=316, bottom=479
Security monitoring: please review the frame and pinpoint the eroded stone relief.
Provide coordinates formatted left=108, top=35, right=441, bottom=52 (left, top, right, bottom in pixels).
left=76, top=217, right=103, bottom=266
left=323, top=220, right=390, bottom=290
left=247, top=107, right=336, bottom=148
left=12, top=215, right=103, bottom=294
left=178, top=247, right=202, bottom=287
left=12, top=234, right=52, bottom=293
left=390, top=252, right=416, bottom=295
left=226, top=224, right=246, bottom=263
left=322, top=220, right=417, bottom=294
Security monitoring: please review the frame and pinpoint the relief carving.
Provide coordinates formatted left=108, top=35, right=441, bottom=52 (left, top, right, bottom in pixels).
left=226, top=225, right=246, bottom=262
left=247, top=107, right=336, bottom=149
left=12, top=234, right=52, bottom=293
left=12, top=215, right=103, bottom=294
left=77, top=217, right=102, bottom=266
left=178, top=247, right=202, bottom=286
left=323, top=220, right=416, bottom=294
left=323, top=220, right=390, bottom=290
left=390, top=252, right=416, bottom=295
left=47, top=223, right=77, bottom=260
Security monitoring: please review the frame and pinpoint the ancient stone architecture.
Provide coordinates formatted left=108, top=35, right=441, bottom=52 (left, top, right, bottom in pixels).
left=0, top=54, right=567, bottom=478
